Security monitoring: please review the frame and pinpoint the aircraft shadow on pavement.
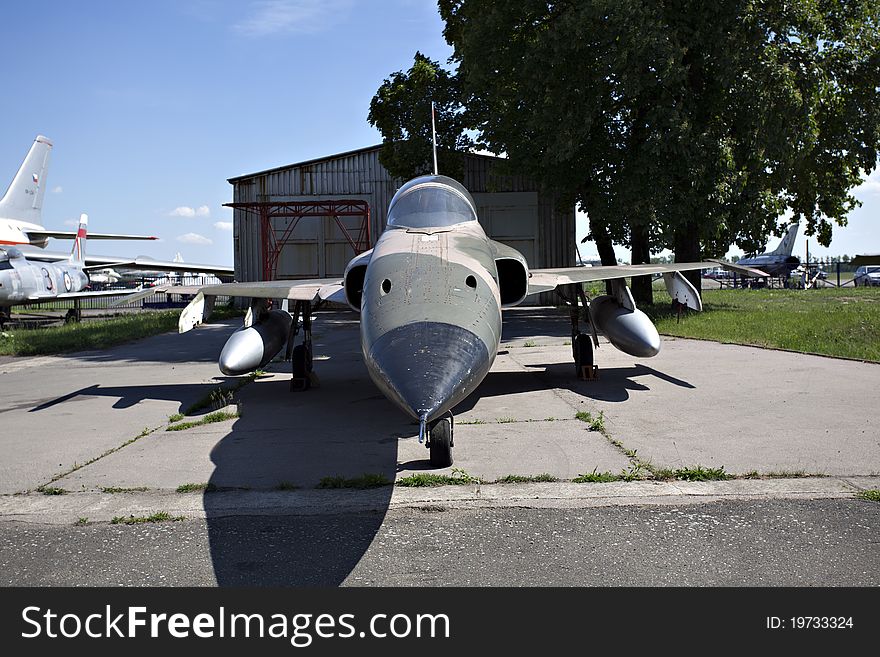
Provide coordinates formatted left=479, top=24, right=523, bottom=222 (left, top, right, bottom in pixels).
left=451, top=362, right=695, bottom=410
left=499, top=307, right=572, bottom=341
left=56, top=320, right=241, bottom=366
left=203, top=362, right=411, bottom=586
left=28, top=379, right=237, bottom=412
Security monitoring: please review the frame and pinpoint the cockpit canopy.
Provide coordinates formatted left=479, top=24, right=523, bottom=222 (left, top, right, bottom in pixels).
left=386, top=175, right=478, bottom=229
left=0, top=246, right=23, bottom=262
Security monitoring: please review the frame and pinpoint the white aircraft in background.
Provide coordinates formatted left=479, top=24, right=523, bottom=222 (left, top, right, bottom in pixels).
left=2, top=135, right=233, bottom=278
left=0, top=135, right=157, bottom=247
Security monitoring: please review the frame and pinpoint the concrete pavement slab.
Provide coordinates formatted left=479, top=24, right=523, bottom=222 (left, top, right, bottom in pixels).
left=0, top=321, right=241, bottom=494
left=2, top=307, right=878, bottom=503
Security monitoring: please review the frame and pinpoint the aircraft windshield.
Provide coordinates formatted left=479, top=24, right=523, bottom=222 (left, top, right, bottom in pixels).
left=387, top=182, right=477, bottom=229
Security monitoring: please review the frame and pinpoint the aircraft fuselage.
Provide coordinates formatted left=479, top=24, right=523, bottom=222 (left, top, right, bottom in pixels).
left=0, top=219, right=47, bottom=248
left=361, top=218, right=503, bottom=425
left=0, top=247, right=89, bottom=305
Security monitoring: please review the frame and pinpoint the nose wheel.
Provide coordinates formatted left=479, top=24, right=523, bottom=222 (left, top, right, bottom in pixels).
left=427, top=414, right=454, bottom=468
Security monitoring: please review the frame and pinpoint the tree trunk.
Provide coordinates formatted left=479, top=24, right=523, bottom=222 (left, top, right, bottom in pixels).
left=588, top=215, right=617, bottom=295
left=630, top=223, right=653, bottom=306
left=674, top=222, right=702, bottom=294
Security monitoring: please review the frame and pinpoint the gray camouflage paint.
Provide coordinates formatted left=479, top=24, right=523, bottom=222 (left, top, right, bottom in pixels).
left=360, top=211, right=504, bottom=423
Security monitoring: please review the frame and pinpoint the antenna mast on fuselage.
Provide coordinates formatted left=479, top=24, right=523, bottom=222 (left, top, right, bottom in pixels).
left=431, top=101, right=438, bottom=175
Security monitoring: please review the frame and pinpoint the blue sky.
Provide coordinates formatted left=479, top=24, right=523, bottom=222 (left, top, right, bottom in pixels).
left=1, top=1, right=877, bottom=267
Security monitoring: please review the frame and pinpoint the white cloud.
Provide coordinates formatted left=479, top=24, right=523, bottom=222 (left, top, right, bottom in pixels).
left=52, top=186, right=63, bottom=194
left=169, top=205, right=211, bottom=217
left=63, top=218, right=78, bottom=227
left=855, top=168, right=880, bottom=197
left=214, top=221, right=233, bottom=231
left=234, top=0, right=352, bottom=36
left=176, top=233, right=213, bottom=245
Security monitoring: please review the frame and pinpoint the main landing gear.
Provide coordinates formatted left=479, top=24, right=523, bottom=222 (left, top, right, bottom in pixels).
left=426, top=413, right=454, bottom=468
left=285, top=300, right=317, bottom=392
left=563, top=284, right=599, bottom=380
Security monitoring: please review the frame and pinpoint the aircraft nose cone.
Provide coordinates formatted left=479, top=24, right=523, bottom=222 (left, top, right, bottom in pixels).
left=367, top=321, right=491, bottom=421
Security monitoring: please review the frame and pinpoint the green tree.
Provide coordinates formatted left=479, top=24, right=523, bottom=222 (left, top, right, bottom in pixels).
left=368, top=52, right=471, bottom=181
left=439, top=0, right=880, bottom=302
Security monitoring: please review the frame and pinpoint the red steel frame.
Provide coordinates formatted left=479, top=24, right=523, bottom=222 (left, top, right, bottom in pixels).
left=225, top=200, right=371, bottom=281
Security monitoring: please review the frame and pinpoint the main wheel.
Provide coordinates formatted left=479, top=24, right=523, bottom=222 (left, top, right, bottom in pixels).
left=291, top=344, right=311, bottom=390
left=429, top=417, right=453, bottom=468
left=574, top=332, right=593, bottom=372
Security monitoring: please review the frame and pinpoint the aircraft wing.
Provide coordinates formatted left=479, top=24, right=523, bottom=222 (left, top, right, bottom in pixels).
left=194, top=279, right=344, bottom=301
left=116, top=278, right=346, bottom=332
left=16, top=246, right=234, bottom=276
left=26, top=288, right=145, bottom=301
left=527, top=261, right=768, bottom=296
left=25, top=230, right=157, bottom=241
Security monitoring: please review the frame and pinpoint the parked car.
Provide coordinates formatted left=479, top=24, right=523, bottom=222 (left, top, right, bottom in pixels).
left=854, top=265, right=880, bottom=287
left=702, top=267, right=731, bottom=279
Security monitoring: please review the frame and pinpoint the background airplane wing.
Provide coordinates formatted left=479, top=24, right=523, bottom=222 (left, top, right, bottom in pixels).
left=25, top=230, right=157, bottom=241
left=527, top=261, right=768, bottom=296
left=18, top=246, right=233, bottom=276
left=27, top=289, right=146, bottom=301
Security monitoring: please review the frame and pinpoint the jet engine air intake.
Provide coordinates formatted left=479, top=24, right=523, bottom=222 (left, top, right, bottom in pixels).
left=344, top=264, right=367, bottom=311
left=343, top=249, right=373, bottom=312
left=495, top=257, right=529, bottom=306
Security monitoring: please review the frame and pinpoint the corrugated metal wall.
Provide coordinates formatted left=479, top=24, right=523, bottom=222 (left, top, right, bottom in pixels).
left=229, top=146, right=573, bottom=304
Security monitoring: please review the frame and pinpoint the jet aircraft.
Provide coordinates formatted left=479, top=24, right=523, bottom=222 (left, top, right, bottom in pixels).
left=736, top=223, right=800, bottom=279
left=2, top=135, right=233, bottom=279
left=0, top=135, right=158, bottom=247
left=164, top=173, right=763, bottom=468
left=0, top=214, right=128, bottom=323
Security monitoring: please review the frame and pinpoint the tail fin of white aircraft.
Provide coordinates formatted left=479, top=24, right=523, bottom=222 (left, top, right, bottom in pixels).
left=69, top=214, right=88, bottom=265
left=0, top=135, right=53, bottom=223
left=769, top=223, right=799, bottom=256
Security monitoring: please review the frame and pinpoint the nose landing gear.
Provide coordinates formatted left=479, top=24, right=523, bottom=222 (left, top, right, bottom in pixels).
left=426, top=413, right=454, bottom=468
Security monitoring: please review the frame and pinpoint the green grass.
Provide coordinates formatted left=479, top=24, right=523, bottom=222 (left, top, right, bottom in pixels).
left=110, top=511, right=186, bottom=525
left=496, top=417, right=517, bottom=423
left=168, top=413, right=185, bottom=423
left=166, top=410, right=239, bottom=431
left=0, top=311, right=179, bottom=356
left=857, top=489, right=880, bottom=502
left=75, top=517, right=88, bottom=526
left=644, top=288, right=880, bottom=362
left=36, top=485, right=67, bottom=495
left=276, top=481, right=299, bottom=491
left=573, top=469, right=621, bottom=483
left=0, top=306, right=243, bottom=357
left=184, top=380, right=247, bottom=415
left=316, top=473, right=391, bottom=489
left=397, top=468, right=482, bottom=487
left=101, top=486, right=149, bottom=493
left=523, top=339, right=537, bottom=347
left=657, top=465, right=734, bottom=481
left=575, top=410, right=606, bottom=433
left=175, top=483, right=217, bottom=493
left=495, top=473, right=559, bottom=483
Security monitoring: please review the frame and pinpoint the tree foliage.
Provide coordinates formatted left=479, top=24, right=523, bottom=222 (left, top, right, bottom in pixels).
left=368, top=52, right=471, bottom=181
left=438, top=0, right=880, bottom=298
